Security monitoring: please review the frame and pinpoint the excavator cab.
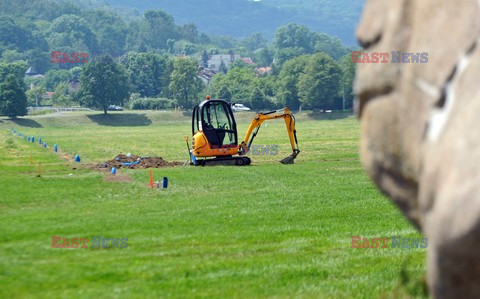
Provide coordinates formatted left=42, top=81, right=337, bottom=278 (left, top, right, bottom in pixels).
left=191, top=99, right=247, bottom=165
left=192, top=100, right=237, bottom=149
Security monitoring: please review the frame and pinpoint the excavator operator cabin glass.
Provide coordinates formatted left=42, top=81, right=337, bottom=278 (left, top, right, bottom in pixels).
left=201, top=101, right=237, bottom=148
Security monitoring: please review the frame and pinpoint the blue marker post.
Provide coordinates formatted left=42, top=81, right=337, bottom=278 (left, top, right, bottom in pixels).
left=39, top=137, right=42, bottom=144
left=54, top=144, right=58, bottom=152
left=28, top=136, right=31, bottom=142
left=31, top=137, right=35, bottom=143
left=162, top=177, right=168, bottom=189
left=43, top=142, right=47, bottom=148
left=111, top=167, right=117, bottom=174
left=74, top=155, right=81, bottom=163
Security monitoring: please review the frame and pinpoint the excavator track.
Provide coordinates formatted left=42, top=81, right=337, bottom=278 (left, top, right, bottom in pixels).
left=195, top=156, right=251, bottom=166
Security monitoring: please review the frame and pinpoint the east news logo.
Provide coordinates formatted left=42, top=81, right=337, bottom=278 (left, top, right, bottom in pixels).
left=51, top=51, right=89, bottom=63
left=351, top=236, right=428, bottom=249
left=51, top=236, right=128, bottom=249
left=351, top=51, right=428, bottom=64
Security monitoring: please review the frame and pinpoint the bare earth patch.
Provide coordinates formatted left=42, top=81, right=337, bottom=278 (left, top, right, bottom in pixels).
left=103, top=173, right=133, bottom=182
left=97, top=153, right=182, bottom=169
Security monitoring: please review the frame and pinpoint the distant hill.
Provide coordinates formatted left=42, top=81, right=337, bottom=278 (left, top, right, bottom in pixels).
left=262, top=0, right=364, bottom=44
left=105, top=0, right=364, bottom=45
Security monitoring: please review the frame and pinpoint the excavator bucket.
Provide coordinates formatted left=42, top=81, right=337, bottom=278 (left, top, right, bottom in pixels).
left=279, top=150, right=300, bottom=164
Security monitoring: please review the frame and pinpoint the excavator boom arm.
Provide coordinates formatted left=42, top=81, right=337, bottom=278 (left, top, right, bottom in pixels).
left=239, top=108, right=300, bottom=164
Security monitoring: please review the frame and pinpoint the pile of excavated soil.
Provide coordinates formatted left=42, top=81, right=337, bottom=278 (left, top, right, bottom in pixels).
left=98, top=154, right=182, bottom=169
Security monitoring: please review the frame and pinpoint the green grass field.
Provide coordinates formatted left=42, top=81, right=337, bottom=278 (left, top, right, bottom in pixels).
left=0, top=111, right=427, bottom=298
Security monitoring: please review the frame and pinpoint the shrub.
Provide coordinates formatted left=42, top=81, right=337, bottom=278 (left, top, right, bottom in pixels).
left=129, top=98, right=176, bottom=110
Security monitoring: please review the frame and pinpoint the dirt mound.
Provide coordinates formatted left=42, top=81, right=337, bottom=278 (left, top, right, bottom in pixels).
left=98, top=154, right=182, bottom=169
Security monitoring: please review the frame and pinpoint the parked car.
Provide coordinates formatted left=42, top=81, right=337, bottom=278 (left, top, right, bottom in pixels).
left=231, top=103, right=251, bottom=112
left=108, top=105, right=124, bottom=111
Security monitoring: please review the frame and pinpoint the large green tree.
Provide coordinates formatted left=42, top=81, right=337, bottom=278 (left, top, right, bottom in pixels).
left=48, top=15, right=99, bottom=56
left=297, top=52, right=341, bottom=110
left=43, top=69, right=70, bottom=90
left=249, top=87, right=267, bottom=110
left=217, top=85, right=232, bottom=101
left=274, top=47, right=305, bottom=69
left=241, top=33, right=267, bottom=51
left=0, top=61, right=28, bottom=83
left=0, top=16, right=37, bottom=52
left=84, top=10, right=127, bottom=57
left=144, top=10, right=178, bottom=50
left=255, top=75, right=277, bottom=98
left=125, top=20, right=149, bottom=52
left=273, top=23, right=315, bottom=54
left=253, top=47, right=274, bottom=67
left=181, top=43, right=197, bottom=55
left=339, top=53, right=356, bottom=110
left=51, top=82, right=74, bottom=107
left=210, top=67, right=256, bottom=104
left=78, top=55, right=129, bottom=114
left=169, top=57, right=203, bottom=109
left=0, top=74, right=27, bottom=118
left=24, top=48, right=50, bottom=74
left=120, top=52, right=173, bottom=97
left=125, top=10, right=178, bottom=52
left=178, top=23, right=199, bottom=43
left=26, top=85, right=46, bottom=106
left=314, top=33, right=349, bottom=61
left=276, top=55, right=310, bottom=110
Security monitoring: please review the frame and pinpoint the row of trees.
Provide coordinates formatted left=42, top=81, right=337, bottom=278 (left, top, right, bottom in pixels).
left=70, top=51, right=355, bottom=112
left=1, top=1, right=353, bottom=76
left=0, top=55, right=205, bottom=116
left=0, top=2, right=357, bottom=116
left=43, top=55, right=204, bottom=114
left=209, top=52, right=354, bottom=111
left=1, top=45, right=355, bottom=117
left=79, top=54, right=204, bottom=113
left=0, top=6, right=211, bottom=74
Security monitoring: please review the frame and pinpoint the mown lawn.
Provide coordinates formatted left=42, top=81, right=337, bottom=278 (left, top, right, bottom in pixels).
left=0, top=111, right=427, bottom=298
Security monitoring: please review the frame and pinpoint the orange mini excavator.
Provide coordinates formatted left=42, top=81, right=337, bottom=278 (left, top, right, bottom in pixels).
left=187, top=96, right=300, bottom=166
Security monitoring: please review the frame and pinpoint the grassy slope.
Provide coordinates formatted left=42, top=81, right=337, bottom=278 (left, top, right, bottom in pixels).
left=0, top=111, right=426, bottom=298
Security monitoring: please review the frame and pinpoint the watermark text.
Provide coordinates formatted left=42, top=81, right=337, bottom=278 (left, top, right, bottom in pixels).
left=51, top=51, right=89, bottom=63
left=51, top=236, right=128, bottom=249
left=352, top=51, right=428, bottom=64
left=351, top=236, right=428, bottom=249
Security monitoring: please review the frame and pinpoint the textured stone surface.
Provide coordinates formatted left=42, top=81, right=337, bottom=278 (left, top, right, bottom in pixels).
left=355, top=0, right=480, bottom=297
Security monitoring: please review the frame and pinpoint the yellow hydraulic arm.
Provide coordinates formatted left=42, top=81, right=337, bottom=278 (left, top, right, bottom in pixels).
left=238, top=107, right=300, bottom=164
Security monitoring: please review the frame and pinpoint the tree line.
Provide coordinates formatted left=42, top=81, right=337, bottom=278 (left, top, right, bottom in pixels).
left=0, top=1, right=357, bottom=116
